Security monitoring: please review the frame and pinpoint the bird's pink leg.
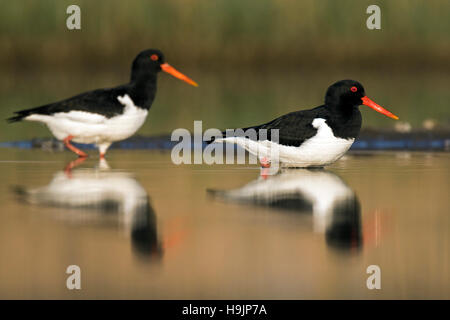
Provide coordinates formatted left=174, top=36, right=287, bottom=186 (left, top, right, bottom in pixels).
left=63, top=135, right=88, bottom=158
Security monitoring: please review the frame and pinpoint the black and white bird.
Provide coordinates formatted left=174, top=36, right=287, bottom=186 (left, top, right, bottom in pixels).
left=212, top=80, right=398, bottom=168
left=8, top=49, right=197, bottom=158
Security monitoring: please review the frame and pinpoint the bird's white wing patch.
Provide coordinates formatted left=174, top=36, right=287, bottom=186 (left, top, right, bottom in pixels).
left=117, top=94, right=134, bottom=108
left=311, top=118, right=326, bottom=129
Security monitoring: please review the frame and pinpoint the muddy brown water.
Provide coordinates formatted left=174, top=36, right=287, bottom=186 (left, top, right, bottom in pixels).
left=0, top=149, right=448, bottom=299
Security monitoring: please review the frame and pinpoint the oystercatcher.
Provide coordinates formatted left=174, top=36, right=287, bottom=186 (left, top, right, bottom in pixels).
left=7, top=49, right=198, bottom=158
left=212, top=80, right=398, bottom=168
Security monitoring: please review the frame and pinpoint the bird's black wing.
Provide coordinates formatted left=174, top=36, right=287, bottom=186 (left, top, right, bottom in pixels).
left=217, top=106, right=327, bottom=147
left=7, top=86, right=130, bottom=122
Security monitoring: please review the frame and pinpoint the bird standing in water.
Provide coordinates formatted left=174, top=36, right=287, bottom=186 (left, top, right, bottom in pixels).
left=213, top=80, right=398, bottom=168
left=8, top=49, right=198, bottom=158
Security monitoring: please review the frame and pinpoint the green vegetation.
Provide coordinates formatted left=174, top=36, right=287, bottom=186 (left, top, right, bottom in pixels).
left=0, top=0, right=449, bottom=71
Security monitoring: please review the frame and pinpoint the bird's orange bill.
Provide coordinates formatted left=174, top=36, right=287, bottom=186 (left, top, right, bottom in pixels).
left=361, top=96, right=399, bottom=120
left=160, top=63, right=198, bottom=87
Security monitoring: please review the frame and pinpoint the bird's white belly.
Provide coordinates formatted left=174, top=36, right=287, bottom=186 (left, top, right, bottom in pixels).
left=218, top=118, right=354, bottom=167
left=26, top=94, right=148, bottom=145
left=277, top=136, right=354, bottom=167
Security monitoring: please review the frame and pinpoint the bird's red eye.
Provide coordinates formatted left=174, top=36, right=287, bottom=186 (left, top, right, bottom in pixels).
left=350, top=86, right=358, bottom=92
left=150, top=54, right=159, bottom=61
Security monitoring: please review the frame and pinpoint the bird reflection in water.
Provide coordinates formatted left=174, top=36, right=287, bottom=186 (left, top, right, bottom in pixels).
left=13, top=158, right=162, bottom=260
left=209, top=169, right=362, bottom=251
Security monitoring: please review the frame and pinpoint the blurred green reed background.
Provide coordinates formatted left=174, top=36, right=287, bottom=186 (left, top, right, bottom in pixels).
left=1, top=0, right=449, bottom=70
left=0, top=0, right=449, bottom=141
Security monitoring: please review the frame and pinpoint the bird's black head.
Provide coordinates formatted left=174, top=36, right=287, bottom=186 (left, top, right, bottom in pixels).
left=131, top=49, right=166, bottom=77
left=325, top=79, right=398, bottom=120
left=130, top=49, right=197, bottom=86
left=325, top=80, right=366, bottom=108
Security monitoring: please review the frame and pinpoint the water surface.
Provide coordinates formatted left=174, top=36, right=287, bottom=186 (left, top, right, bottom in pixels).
left=0, top=149, right=448, bottom=299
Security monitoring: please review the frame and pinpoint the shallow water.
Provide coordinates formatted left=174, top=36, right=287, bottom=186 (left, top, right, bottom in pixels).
left=0, top=149, right=448, bottom=299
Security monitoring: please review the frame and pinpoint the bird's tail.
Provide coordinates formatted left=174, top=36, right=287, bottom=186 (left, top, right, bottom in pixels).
left=206, top=126, right=257, bottom=145
left=6, top=103, right=51, bottom=123
left=206, top=123, right=265, bottom=145
left=6, top=114, right=27, bottom=123
left=6, top=108, right=38, bottom=123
